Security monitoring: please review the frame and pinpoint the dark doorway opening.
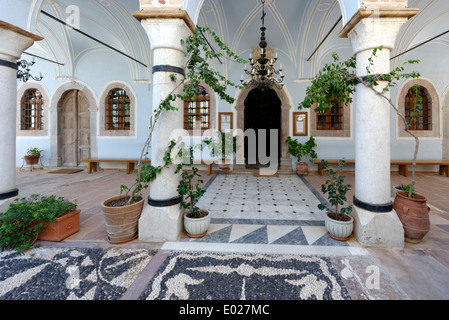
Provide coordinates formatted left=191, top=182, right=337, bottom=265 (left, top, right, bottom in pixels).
left=244, top=88, right=281, bottom=169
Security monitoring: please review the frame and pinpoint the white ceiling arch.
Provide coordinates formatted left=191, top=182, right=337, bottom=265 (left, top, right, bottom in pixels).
left=195, top=0, right=352, bottom=81
left=184, top=0, right=361, bottom=26
left=26, top=0, right=151, bottom=82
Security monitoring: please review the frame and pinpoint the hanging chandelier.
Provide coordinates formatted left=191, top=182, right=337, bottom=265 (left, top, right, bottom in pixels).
left=17, top=58, right=43, bottom=83
left=241, top=0, right=284, bottom=90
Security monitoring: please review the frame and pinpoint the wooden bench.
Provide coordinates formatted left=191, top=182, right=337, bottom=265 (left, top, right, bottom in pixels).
left=81, top=159, right=213, bottom=175
left=310, top=159, right=355, bottom=176
left=311, top=159, right=449, bottom=177
left=81, top=159, right=152, bottom=174
left=392, top=160, right=449, bottom=177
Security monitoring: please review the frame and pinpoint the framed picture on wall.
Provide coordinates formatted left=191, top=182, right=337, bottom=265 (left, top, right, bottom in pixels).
left=219, top=112, right=233, bottom=132
left=293, top=112, right=308, bottom=136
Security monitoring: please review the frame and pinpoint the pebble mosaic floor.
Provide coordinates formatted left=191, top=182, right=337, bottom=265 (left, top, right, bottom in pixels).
left=0, top=248, right=156, bottom=300
left=0, top=173, right=358, bottom=301
left=139, top=252, right=351, bottom=300
left=181, top=173, right=352, bottom=247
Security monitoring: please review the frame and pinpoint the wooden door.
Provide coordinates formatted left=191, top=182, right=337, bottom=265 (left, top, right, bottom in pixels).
left=59, top=90, right=91, bottom=167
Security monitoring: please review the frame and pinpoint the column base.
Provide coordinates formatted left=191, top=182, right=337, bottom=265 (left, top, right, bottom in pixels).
left=352, top=205, right=404, bottom=248
left=0, top=188, right=18, bottom=200
left=138, top=203, right=184, bottom=242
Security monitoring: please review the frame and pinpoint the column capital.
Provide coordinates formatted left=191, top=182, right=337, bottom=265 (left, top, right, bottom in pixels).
left=342, top=9, right=418, bottom=58
left=132, top=9, right=196, bottom=33
left=133, top=9, right=194, bottom=56
left=338, top=8, right=418, bottom=39
left=0, top=20, right=43, bottom=62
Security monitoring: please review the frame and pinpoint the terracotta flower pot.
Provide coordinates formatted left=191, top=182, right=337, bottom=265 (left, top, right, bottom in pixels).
left=296, top=162, right=309, bottom=175
left=218, top=159, right=230, bottom=170
left=394, top=191, right=430, bottom=244
left=24, top=155, right=40, bottom=165
left=38, top=209, right=81, bottom=242
left=102, top=196, right=144, bottom=244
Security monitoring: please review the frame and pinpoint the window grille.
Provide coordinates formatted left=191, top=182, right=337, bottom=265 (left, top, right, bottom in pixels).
left=316, top=100, right=343, bottom=130
left=21, top=89, right=44, bottom=130
left=405, top=86, right=432, bottom=131
left=106, top=88, right=131, bottom=130
left=184, top=86, right=210, bottom=130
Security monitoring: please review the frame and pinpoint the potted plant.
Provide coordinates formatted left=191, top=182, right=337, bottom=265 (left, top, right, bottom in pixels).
left=299, top=47, right=428, bottom=243
left=24, top=147, right=43, bottom=165
left=392, top=183, right=415, bottom=196
left=101, top=26, right=245, bottom=243
left=0, top=194, right=79, bottom=252
left=204, top=131, right=239, bottom=171
left=101, top=193, right=145, bottom=244
left=317, top=160, right=354, bottom=241
left=177, top=165, right=209, bottom=238
left=390, top=85, right=430, bottom=243
left=394, top=188, right=430, bottom=244
left=285, top=136, right=318, bottom=175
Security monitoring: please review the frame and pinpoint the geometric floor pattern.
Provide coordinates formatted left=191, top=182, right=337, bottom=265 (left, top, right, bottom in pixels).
left=180, top=173, right=350, bottom=247
left=139, top=252, right=352, bottom=300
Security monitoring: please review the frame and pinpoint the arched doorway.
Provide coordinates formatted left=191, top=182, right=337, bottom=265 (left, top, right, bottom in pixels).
left=57, top=90, right=91, bottom=167
left=244, top=88, right=281, bottom=169
left=234, top=85, right=293, bottom=172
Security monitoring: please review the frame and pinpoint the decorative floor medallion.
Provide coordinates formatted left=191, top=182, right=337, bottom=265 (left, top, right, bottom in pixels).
left=140, top=252, right=351, bottom=300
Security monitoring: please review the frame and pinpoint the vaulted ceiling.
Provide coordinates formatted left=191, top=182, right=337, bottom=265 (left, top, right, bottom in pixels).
left=21, top=0, right=449, bottom=86
left=30, top=0, right=149, bottom=80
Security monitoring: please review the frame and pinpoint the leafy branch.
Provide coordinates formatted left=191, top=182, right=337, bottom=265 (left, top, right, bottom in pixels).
left=299, top=48, right=421, bottom=198
left=121, top=26, right=245, bottom=205
left=318, top=161, right=353, bottom=219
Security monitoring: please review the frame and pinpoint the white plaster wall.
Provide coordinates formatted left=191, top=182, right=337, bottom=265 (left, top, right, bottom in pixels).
left=11, top=0, right=449, bottom=171
left=15, top=43, right=153, bottom=167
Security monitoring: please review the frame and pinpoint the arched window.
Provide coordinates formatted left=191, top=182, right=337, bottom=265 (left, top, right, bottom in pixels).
left=405, top=86, right=432, bottom=131
left=21, top=89, right=44, bottom=130
left=106, top=88, right=131, bottom=130
left=184, top=86, right=211, bottom=130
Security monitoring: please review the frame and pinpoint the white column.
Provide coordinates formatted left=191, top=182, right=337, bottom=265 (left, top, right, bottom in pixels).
left=0, top=21, right=42, bottom=200
left=343, top=10, right=416, bottom=247
left=134, top=13, right=193, bottom=242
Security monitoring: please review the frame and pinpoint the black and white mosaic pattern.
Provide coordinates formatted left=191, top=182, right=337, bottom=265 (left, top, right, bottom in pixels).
left=198, top=174, right=324, bottom=220
left=140, top=252, right=351, bottom=300
left=0, top=248, right=156, bottom=300
left=185, top=174, right=350, bottom=247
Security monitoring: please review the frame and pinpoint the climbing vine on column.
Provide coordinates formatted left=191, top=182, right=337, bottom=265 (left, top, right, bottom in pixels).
left=121, top=26, right=246, bottom=204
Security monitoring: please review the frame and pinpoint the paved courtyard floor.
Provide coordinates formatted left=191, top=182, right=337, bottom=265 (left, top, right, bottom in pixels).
left=1, top=166, right=449, bottom=303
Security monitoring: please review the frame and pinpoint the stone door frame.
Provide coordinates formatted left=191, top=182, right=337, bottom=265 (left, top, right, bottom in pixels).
left=49, top=82, right=98, bottom=167
left=233, top=85, right=294, bottom=171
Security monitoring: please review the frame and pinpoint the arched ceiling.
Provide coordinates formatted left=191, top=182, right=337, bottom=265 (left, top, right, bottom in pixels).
left=11, top=0, right=449, bottom=90
left=28, top=0, right=151, bottom=81
left=197, top=0, right=449, bottom=83
left=197, top=0, right=351, bottom=81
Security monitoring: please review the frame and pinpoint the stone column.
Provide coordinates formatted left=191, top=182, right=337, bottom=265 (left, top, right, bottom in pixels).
left=0, top=21, right=42, bottom=200
left=133, top=10, right=195, bottom=241
left=339, top=8, right=417, bottom=247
